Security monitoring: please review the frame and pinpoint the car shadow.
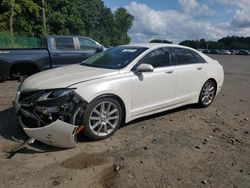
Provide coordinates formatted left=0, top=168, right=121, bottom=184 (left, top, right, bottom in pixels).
left=0, top=107, right=65, bottom=156
left=78, top=104, right=199, bottom=142
left=123, top=104, right=199, bottom=128
left=0, top=107, right=27, bottom=142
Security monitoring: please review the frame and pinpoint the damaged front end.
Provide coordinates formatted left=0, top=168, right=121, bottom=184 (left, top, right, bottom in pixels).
left=14, top=88, right=87, bottom=148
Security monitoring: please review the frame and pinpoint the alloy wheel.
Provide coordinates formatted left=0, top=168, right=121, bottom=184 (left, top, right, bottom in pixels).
left=89, top=101, right=120, bottom=136
left=201, top=81, right=215, bottom=106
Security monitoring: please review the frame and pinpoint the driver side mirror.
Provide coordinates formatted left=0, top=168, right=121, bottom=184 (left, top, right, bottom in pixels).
left=135, top=64, right=154, bottom=73
left=96, top=45, right=104, bottom=53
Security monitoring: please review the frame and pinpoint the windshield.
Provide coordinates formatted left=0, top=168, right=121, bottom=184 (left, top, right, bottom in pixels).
left=81, top=46, right=148, bottom=69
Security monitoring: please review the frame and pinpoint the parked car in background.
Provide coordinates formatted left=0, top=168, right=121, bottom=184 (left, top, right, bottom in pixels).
left=0, top=35, right=104, bottom=81
left=209, top=49, right=221, bottom=54
left=14, top=43, right=224, bottom=148
left=220, top=49, right=231, bottom=55
left=229, top=50, right=237, bottom=55
left=202, top=49, right=210, bottom=54
left=236, top=50, right=250, bottom=55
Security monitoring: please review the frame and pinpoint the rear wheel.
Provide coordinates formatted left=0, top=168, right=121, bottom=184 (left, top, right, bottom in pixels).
left=198, top=80, right=216, bottom=107
left=10, top=63, right=38, bottom=82
left=0, top=75, right=4, bottom=82
left=83, top=97, right=123, bottom=140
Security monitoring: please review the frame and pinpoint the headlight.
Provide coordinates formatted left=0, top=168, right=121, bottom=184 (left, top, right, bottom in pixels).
left=35, top=88, right=76, bottom=107
left=18, top=88, right=81, bottom=128
left=37, top=88, right=75, bottom=102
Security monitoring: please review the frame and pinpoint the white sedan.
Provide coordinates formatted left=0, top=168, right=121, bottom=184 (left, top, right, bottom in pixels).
left=15, top=43, right=224, bottom=148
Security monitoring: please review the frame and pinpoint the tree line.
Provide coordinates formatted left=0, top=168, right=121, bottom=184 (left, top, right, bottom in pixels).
left=150, top=39, right=173, bottom=44
left=179, top=36, right=250, bottom=50
left=0, top=0, right=134, bottom=46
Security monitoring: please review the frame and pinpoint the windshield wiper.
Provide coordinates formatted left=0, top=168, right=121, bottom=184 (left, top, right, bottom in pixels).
left=82, top=64, right=103, bottom=68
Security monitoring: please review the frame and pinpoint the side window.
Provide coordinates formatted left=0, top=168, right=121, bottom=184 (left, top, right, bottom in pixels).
left=174, top=48, right=197, bottom=65
left=192, top=51, right=206, bottom=63
left=79, top=38, right=98, bottom=50
left=54, top=38, right=75, bottom=50
left=139, top=48, right=171, bottom=68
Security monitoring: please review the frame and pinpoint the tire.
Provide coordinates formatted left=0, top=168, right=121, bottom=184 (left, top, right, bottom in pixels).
left=82, top=97, right=123, bottom=140
left=198, top=80, right=216, bottom=108
left=10, top=63, right=38, bottom=81
left=0, top=75, right=4, bottom=82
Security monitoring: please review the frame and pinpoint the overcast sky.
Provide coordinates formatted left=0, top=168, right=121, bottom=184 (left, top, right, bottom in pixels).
left=103, top=0, right=250, bottom=43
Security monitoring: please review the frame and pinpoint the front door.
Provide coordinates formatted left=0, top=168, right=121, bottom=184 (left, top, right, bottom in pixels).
left=130, top=47, right=176, bottom=116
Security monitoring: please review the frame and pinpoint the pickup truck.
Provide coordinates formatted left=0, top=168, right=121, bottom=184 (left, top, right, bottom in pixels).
left=0, top=35, right=104, bottom=81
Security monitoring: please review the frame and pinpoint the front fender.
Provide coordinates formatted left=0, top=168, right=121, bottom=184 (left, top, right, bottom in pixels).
left=73, top=75, right=132, bottom=122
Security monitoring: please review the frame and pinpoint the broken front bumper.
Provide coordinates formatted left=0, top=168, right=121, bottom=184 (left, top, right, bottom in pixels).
left=14, top=89, right=86, bottom=148
left=18, top=116, right=77, bottom=148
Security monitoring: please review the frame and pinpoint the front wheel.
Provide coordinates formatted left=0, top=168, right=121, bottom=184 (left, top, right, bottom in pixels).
left=83, top=97, right=123, bottom=140
left=198, top=80, right=216, bottom=107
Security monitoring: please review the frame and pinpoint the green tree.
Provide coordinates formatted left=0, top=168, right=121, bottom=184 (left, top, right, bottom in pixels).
left=113, top=7, right=134, bottom=45
left=0, top=0, right=21, bottom=34
left=45, top=0, right=133, bottom=46
left=0, top=0, right=41, bottom=35
left=150, top=39, right=173, bottom=44
left=0, top=0, right=134, bottom=46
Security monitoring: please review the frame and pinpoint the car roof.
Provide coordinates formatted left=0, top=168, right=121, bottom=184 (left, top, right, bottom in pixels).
left=121, top=43, right=189, bottom=49
left=48, top=35, right=88, bottom=38
left=121, top=43, right=214, bottom=63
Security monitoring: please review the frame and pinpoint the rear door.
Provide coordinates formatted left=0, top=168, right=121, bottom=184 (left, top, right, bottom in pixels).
left=172, top=48, right=207, bottom=103
left=130, top=47, right=176, bottom=116
left=50, top=37, right=83, bottom=68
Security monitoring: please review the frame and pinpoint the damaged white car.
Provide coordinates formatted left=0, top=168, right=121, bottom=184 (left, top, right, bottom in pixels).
left=14, top=43, right=224, bottom=148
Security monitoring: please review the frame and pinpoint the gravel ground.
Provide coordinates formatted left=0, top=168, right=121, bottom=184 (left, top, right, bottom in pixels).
left=0, top=55, right=249, bottom=188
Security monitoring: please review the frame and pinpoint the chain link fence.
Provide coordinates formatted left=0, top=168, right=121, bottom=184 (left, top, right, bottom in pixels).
left=0, top=33, right=46, bottom=48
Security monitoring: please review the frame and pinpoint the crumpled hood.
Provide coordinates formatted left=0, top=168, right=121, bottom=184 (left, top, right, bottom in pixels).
left=20, top=64, right=119, bottom=92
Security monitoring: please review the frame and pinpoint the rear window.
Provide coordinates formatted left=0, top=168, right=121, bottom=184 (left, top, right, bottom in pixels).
left=54, top=38, right=75, bottom=50
left=192, top=51, right=206, bottom=63
left=173, top=48, right=197, bottom=65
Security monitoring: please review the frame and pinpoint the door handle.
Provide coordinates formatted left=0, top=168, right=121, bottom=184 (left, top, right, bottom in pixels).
left=52, top=54, right=60, bottom=57
left=197, top=67, right=203, bottom=70
left=165, top=70, right=174, bottom=74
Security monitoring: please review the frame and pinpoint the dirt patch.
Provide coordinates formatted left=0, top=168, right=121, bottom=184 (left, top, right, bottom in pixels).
left=98, top=167, right=120, bottom=188
left=61, top=152, right=110, bottom=170
left=50, top=176, right=62, bottom=186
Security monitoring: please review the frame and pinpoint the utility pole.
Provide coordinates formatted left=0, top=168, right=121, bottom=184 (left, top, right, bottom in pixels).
left=10, top=0, right=14, bottom=35
left=42, top=0, right=46, bottom=35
